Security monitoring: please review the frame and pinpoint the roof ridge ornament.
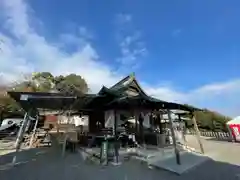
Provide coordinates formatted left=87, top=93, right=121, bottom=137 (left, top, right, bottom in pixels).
left=130, top=72, right=135, bottom=78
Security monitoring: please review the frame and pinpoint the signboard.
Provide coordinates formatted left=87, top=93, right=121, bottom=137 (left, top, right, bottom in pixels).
left=20, top=94, right=29, bottom=101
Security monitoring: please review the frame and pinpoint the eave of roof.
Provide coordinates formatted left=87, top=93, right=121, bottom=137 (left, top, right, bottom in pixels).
left=104, top=95, right=198, bottom=112
left=7, top=91, right=97, bottom=111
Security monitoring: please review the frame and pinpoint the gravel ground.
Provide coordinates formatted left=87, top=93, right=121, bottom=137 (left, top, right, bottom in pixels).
left=0, top=135, right=239, bottom=180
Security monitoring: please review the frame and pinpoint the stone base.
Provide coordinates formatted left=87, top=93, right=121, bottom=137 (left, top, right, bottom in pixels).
left=149, top=151, right=210, bottom=174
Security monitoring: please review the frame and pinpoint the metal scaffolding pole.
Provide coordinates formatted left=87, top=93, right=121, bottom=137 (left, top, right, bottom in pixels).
left=12, top=112, right=30, bottom=165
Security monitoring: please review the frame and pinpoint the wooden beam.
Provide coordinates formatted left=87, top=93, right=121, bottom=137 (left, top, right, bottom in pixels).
left=29, top=115, right=39, bottom=148
left=167, top=110, right=181, bottom=165
left=191, top=112, right=204, bottom=154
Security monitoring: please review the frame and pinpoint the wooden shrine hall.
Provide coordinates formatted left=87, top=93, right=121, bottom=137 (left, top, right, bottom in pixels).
left=8, top=74, right=204, bottom=165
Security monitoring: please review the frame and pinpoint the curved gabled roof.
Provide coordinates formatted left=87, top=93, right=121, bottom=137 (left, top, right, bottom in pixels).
left=109, top=73, right=148, bottom=96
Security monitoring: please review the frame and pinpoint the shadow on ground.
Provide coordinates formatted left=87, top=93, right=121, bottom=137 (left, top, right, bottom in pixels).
left=0, top=146, right=240, bottom=180
left=0, top=147, right=50, bottom=167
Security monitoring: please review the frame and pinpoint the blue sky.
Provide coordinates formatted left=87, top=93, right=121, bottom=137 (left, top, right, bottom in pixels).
left=0, top=0, right=240, bottom=117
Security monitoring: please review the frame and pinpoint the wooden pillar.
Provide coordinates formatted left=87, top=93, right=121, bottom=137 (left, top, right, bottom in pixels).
left=178, top=114, right=186, bottom=143
left=135, top=113, right=138, bottom=135
left=62, top=111, right=71, bottom=157
left=149, top=112, right=153, bottom=128
left=167, top=110, right=181, bottom=165
left=29, top=115, right=39, bottom=148
left=191, top=112, right=204, bottom=154
left=134, top=111, right=139, bottom=136
left=56, top=115, right=60, bottom=135
left=139, top=113, right=144, bottom=144
left=113, top=110, right=117, bottom=136
left=0, top=106, right=4, bottom=124
left=159, top=112, right=164, bottom=134
left=113, top=110, right=120, bottom=165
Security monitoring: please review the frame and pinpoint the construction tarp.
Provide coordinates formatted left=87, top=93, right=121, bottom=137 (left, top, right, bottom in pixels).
left=226, top=116, right=240, bottom=142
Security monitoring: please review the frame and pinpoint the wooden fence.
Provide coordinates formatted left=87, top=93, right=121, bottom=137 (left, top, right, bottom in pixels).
left=187, top=130, right=232, bottom=141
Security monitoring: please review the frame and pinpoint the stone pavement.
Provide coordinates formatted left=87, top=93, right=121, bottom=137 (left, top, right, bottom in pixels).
left=0, top=135, right=240, bottom=180
left=0, top=146, right=240, bottom=180
left=185, top=135, right=240, bottom=165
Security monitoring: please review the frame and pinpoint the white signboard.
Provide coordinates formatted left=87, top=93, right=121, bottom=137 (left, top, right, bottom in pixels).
left=20, top=94, right=29, bottom=101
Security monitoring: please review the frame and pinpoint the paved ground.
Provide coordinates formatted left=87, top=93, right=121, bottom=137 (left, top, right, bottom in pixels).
left=185, top=135, right=240, bottom=165
left=0, top=135, right=239, bottom=180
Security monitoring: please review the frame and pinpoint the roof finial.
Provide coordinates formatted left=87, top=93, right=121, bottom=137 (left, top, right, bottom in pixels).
left=130, top=72, right=135, bottom=78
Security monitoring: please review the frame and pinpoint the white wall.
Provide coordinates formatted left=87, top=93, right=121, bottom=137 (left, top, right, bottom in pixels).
left=141, top=112, right=150, bottom=128
left=58, top=115, right=89, bottom=127
left=104, top=110, right=123, bottom=128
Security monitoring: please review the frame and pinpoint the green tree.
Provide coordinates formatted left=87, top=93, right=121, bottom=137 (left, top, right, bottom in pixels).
left=11, top=72, right=88, bottom=94
left=0, top=72, right=89, bottom=120
left=0, top=91, right=23, bottom=121
left=183, top=104, right=231, bottom=132
left=32, top=72, right=54, bottom=92
left=55, top=74, right=88, bottom=95
left=13, top=81, right=37, bottom=92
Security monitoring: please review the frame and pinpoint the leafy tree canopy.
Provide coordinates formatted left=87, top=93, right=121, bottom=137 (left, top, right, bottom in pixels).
left=0, top=72, right=89, bottom=118
left=55, top=74, right=89, bottom=95
left=11, top=72, right=88, bottom=94
left=183, top=104, right=231, bottom=132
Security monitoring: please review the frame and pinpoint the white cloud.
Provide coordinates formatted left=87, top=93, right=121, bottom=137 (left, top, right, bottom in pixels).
left=144, top=80, right=240, bottom=117
left=0, top=0, right=239, bottom=117
left=115, top=14, right=147, bottom=69
left=0, top=0, right=121, bottom=91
